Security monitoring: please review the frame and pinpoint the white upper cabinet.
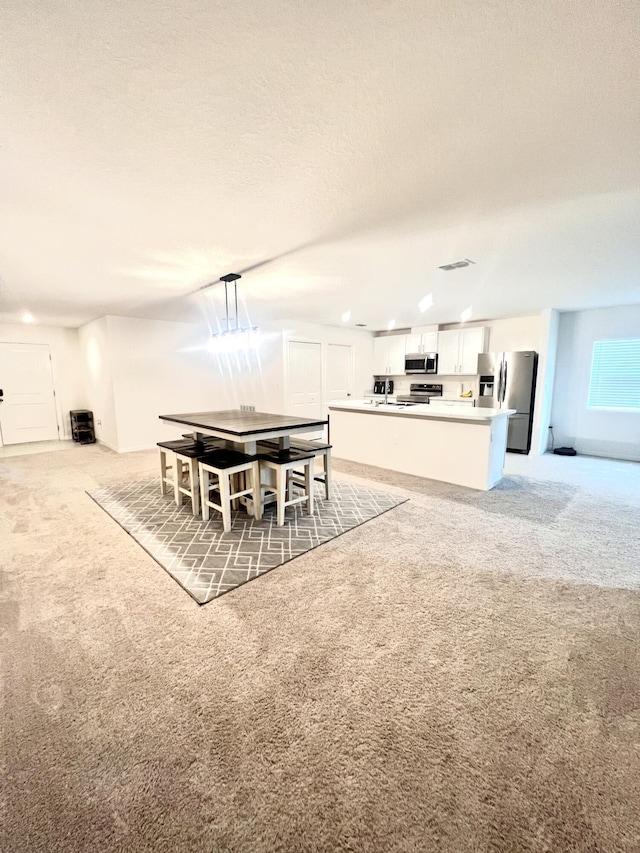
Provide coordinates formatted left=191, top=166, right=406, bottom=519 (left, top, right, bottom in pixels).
left=372, top=336, right=389, bottom=374
left=374, top=327, right=485, bottom=375
left=405, top=331, right=438, bottom=354
left=459, top=327, right=486, bottom=374
left=436, top=327, right=487, bottom=374
left=421, top=331, right=438, bottom=353
left=404, top=333, right=421, bottom=354
left=436, top=330, right=460, bottom=374
left=373, top=334, right=408, bottom=375
left=387, top=335, right=407, bottom=374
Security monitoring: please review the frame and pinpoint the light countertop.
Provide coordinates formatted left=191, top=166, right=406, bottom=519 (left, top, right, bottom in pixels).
left=329, top=400, right=515, bottom=423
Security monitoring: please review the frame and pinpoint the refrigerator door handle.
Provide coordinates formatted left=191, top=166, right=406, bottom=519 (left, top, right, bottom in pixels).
left=497, top=363, right=503, bottom=405
left=502, top=361, right=508, bottom=403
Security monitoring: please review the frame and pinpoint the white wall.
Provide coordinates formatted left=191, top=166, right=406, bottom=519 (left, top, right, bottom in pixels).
left=530, top=309, right=560, bottom=454
left=551, top=305, right=640, bottom=461
left=484, top=314, right=542, bottom=353
left=104, top=316, right=244, bottom=452
left=77, top=317, right=119, bottom=450
left=75, top=315, right=372, bottom=453
left=77, top=313, right=275, bottom=452
left=0, top=323, right=84, bottom=441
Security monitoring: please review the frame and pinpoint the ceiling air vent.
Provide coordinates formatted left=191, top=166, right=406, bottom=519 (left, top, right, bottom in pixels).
left=438, top=259, right=475, bottom=271
left=355, top=323, right=367, bottom=327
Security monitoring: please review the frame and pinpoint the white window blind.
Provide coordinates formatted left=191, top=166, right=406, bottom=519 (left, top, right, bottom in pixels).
left=587, top=339, right=640, bottom=411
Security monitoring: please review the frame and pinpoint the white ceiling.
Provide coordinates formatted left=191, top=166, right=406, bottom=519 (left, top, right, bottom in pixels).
left=1, top=0, right=639, bottom=332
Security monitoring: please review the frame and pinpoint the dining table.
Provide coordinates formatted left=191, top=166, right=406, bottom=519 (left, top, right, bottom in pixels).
left=158, top=409, right=328, bottom=453
left=158, top=409, right=329, bottom=522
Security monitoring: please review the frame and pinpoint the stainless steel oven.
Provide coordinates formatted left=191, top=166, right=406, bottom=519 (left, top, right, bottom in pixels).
left=404, top=352, right=438, bottom=374
left=397, top=383, right=443, bottom=404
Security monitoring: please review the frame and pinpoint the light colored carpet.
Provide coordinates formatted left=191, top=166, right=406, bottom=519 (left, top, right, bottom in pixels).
left=1, top=444, right=640, bottom=852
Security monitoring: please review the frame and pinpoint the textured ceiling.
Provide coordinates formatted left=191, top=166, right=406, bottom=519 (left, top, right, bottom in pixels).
left=1, top=0, right=639, bottom=330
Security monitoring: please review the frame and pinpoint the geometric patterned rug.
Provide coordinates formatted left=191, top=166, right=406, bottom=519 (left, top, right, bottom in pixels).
left=87, top=477, right=408, bottom=604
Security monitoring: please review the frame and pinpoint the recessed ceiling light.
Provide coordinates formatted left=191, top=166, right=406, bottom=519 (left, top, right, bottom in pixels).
left=22, top=312, right=34, bottom=324
left=439, top=258, right=475, bottom=271
left=418, top=293, right=434, bottom=313
left=460, top=306, right=473, bottom=323
left=387, top=319, right=396, bottom=331
left=341, top=310, right=351, bottom=323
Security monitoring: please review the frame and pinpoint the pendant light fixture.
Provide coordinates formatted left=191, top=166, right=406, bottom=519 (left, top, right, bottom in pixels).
left=208, top=273, right=259, bottom=352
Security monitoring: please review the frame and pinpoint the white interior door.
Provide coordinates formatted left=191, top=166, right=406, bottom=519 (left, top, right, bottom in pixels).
left=326, top=343, right=352, bottom=403
left=326, top=343, right=353, bottom=444
left=0, top=343, right=59, bottom=445
left=286, top=340, right=323, bottom=420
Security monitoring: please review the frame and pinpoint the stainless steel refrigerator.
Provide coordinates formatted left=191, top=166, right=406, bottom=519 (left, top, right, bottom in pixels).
left=477, top=351, right=538, bottom=453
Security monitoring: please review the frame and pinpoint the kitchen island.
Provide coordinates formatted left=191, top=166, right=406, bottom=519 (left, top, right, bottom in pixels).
left=328, top=400, right=515, bottom=490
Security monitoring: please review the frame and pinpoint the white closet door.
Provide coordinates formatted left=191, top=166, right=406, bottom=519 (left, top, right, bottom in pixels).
left=0, top=342, right=59, bottom=444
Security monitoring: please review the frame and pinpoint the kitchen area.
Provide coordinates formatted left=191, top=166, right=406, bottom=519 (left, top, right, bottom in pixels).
left=329, top=323, right=539, bottom=490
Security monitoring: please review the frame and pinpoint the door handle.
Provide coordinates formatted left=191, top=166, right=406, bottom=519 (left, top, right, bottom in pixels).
left=502, top=363, right=507, bottom=402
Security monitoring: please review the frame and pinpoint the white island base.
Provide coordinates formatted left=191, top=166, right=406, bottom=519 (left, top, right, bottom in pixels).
left=328, top=402, right=515, bottom=491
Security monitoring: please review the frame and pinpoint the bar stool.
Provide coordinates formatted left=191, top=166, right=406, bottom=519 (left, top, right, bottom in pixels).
left=158, top=437, right=221, bottom=513
left=157, top=438, right=198, bottom=500
left=257, top=438, right=332, bottom=500
left=257, top=447, right=315, bottom=527
left=287, top=438, right=332, bottom=500
left=198, top=449, right=262, bottom=533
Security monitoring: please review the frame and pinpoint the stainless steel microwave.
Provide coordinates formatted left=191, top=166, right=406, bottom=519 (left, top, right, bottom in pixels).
left=404, top=352, right=438, bottom=374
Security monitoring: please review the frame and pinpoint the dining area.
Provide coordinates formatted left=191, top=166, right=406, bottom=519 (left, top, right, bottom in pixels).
left=157, top=409, right=332, bottom=532
left=87, top=410, right=405, bottom=603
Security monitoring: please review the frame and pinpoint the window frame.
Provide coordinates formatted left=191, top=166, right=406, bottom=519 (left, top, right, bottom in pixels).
left=587, top=338, right=640, bottom=413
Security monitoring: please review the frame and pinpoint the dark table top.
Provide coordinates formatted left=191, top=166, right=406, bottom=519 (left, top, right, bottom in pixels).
left=159, top=410, right=328, bottom=438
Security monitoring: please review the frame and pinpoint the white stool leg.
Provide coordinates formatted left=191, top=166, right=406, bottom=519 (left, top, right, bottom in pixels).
left=305, top=459, right=314, bottom=516
left=219, top=472, right=232, bottom=533
left=324, top=451, right=331, bottom=500
left=252, top=461, right=263, bottom=520
left=173, top=457, right=183, bottom=506
left=276, top=465, right=286, bottom=527
left=201, top=466, right=211, bottom=521
left=189, top=458, right=199, bottom=516
left=160, top=450, right=168, bottom=495
left=231, top=473, right=240, bottom=510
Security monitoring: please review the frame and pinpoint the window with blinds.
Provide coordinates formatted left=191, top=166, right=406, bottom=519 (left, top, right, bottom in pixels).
left=587, top=339, right=640, bottom=411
